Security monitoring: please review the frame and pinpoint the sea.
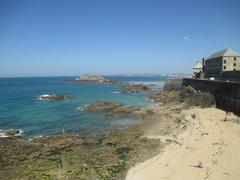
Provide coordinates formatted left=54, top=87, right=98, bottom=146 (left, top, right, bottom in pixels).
left=0, top=76, right=165, bottom=138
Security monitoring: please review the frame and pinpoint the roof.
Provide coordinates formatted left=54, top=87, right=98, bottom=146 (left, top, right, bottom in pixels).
left=207, top=48, right=239, bottom=60
left=193, top=61, right=202, bottom=69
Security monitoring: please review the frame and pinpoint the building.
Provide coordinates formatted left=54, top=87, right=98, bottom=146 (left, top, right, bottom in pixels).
left=204, top=48, right=240, bottom=81
left=193, top=61, right=203, bottom=79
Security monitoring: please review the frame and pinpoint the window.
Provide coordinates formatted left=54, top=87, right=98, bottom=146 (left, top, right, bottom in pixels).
left=234, top=63, right=236, bottom=66
left=234, top=57, right=237, bottom=61
left=233, top=69, right=236, bottom=71
left=224, top=66, right=226, bottom=70
left=224, top=60, right=226, bottom=64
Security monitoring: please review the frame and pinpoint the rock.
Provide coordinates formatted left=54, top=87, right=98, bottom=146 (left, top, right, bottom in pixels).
left=80, top=101, right=140, bottom=116
left=83, top=102, right=122, bottom=112
left=148, top=89, right=180, bottom=103
left=145, top=109, right=154, bottom=116
left=110, top=106, right=141, bottom=116
left=179, top=86, right=216, bottom=107
left=79, top=74, right=106, bottom=82
left=0, top=129, right=22, bottom=138
left=56, top=74, right=125, bottom=84
left=5, top=129, right=20, bottom=136
left=38, top=94, right=75, bottom=101
left=191, top=113, right=196, bottom=119
left=163, top=79, right=183, bottom=91
left=78, top=74, right=125, bottom=84
left=0, top=125, right=161, bottom=179
left=120, top=84, right=150, bottom=93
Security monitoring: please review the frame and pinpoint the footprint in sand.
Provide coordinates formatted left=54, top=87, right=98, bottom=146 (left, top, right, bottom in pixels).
left=211, top=158, right=218, bottom=165
left=204, top=167, right=214, bottom=179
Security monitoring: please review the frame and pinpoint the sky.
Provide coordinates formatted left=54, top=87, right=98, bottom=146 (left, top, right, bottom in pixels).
left=0, top=0, right=240, bottom=77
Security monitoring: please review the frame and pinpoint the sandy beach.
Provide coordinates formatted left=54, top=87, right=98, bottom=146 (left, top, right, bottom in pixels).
left=126, top=107, right=240, bottom=180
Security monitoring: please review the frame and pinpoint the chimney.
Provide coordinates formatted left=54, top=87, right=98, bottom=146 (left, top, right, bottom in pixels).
left=202, top=58, right=205, bottom=72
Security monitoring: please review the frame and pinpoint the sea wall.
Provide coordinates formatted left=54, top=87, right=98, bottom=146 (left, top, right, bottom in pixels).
left=182, top=78, right=240, bottom=115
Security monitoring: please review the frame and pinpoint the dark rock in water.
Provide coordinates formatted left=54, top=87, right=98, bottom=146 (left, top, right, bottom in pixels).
left=81, top=101, right=141, bottom=116
left=38, top=94, right=75, bottom=101
left=83, top=101, right=122, bottom=112
left=120, top=84, right=150, bottom=93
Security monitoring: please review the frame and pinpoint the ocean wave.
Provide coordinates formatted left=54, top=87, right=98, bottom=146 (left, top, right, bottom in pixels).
left=0, top=132, right=8, bottom=138
left=77, top=104, right=88, bottom=111
left=34, top=135, right=43, bottom=138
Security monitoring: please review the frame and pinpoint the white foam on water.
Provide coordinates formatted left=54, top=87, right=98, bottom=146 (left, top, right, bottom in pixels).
left=33, top=135, right=43, bottom=139
left=38, top=94, right=50, bottom=100
left=77, top=106, right=86, bottom=111
left=112, top=91, right=121, bottom=94
left=0, top=132, right=8, bottom=138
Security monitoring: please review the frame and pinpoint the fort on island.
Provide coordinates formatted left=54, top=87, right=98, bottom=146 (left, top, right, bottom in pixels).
left=193, top=48, right=240, bottom=82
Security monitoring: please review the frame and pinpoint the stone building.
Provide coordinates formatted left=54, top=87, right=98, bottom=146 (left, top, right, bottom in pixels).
left=204, top=48, right=240, bottom=81
left=193, top=61, right=203, bottom=79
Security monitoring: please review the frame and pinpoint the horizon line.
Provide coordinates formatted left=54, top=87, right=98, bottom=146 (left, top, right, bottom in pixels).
left=0, top=73, right=192, bottom=78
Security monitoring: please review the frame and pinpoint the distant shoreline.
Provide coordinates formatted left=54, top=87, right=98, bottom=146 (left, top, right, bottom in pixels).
left=0, top=73, right=191, bottom=79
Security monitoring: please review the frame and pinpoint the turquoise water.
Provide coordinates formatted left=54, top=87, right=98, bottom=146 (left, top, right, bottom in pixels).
left=0, top=76, right=165, bottom=137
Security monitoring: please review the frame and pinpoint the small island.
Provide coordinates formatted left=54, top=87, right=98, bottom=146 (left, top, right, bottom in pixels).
left=56, top=74, right=125, bottom=84
left=77, top=74, right=107, bottom=82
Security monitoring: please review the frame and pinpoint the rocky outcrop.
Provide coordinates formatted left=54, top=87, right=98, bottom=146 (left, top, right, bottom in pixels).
left=164, top=79, right=183, bottom=90
left=179, top=86, right=216, bottom=107
left=38, top=94, right=75, bottom=101
left=80, top=101, right=141, bottom=116
left=0, top=129, right=161, bottom=179
left=78, top=74, right=125, bottom=84
left=120, top=84, right=150, bottom=93
left=148, top=90, right=181, bottom=104
left=0, top=129, right=22, bottom=138
left=148, top=86, right=216, bottom=108
left=56, top=74, right=125, bottom=84
left=79, top=74, right=106, bottom=82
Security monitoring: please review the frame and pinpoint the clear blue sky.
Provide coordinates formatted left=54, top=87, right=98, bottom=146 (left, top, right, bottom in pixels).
left=0, top=0, right=240, bottom=77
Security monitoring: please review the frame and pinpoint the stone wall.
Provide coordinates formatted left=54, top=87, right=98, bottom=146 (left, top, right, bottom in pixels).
left=183, top=78, right=240, bottom=115
left=221, top=71, right=240, bottom=82
left=222, top=56, right=240, bottom=71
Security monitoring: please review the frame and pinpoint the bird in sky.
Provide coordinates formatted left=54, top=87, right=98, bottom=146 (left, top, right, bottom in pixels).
left=184, top=36, right=191, bottom=41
